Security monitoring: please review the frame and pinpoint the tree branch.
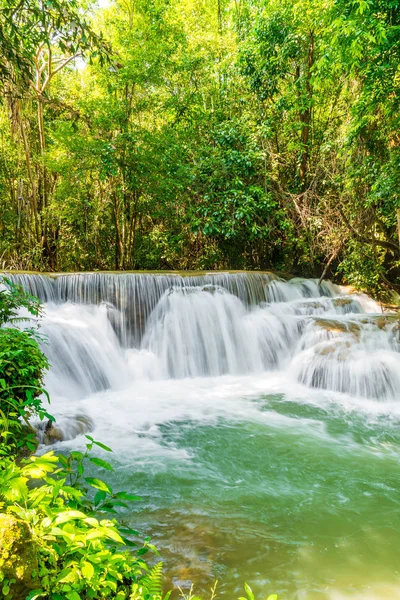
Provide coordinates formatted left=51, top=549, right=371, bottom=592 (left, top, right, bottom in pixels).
left=338, top=206, right=399, bottom=255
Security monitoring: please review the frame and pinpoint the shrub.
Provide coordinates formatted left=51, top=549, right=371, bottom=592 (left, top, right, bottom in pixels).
left=0, top=450, right=166, bottom=600
left=0, top=277, right=50, bottom=454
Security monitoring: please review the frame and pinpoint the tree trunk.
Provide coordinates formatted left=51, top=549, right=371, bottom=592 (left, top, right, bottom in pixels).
left=18, top=109, right=40, bottom=244
left=397, top=207, right=400, bottom=249
left=37, top=97, right=50, bottom=261
left=113, top=191, right=123, bottom=270
left=298, top=31, right=314, bottom=189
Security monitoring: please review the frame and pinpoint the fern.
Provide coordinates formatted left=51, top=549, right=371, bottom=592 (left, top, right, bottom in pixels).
left=141, top=561, right=164, bottom=598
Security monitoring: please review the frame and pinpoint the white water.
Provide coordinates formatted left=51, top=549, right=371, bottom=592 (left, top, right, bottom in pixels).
left=8, top=272, right=400, bottom=422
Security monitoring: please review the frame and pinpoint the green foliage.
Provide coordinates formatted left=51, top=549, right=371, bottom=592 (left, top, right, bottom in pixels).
left=0, top=327, right=50, bottom=452
left=179, top=582, right=277, bottom=600
left=0, top=0, right=110, bottom=85
left=238, top=584, right=277, bottom=600
left=140, top=563, right=164, bottom=598
left=190, top=119, right=286, bottom=244
left=0, top=277, right=41, bottom=326
left=0, top=277, right=50, bottom=454
left=0, top=449, right=167, bottom=600
left=0, top=0, right=399, bottom=287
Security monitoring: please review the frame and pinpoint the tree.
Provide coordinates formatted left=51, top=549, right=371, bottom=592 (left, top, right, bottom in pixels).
left=0, top=0, right=109, bottom=267
left=0, top=0, right=399, bottom=291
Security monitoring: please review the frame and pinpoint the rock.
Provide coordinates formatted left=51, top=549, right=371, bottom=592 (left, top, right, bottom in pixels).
left=331, top=297, right=354, bottom=308
left=313, top=314, right=400, bottom=337
left=364, top=314, right=399, bottom=329
left=42, top=419, right=64, bottom=444
left=316, top=340, right=351, bottom=360
left=37, top=414, right=94, bottom=445
left=313, top=318, right=361, bottom=337
left=0, top=514, right=39, bottom=599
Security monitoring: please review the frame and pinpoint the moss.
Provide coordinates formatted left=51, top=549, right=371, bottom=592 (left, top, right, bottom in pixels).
left=0, top=514, right=39, bottom=599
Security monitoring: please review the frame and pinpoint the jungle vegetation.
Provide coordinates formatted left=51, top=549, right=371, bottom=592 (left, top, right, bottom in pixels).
left=0, top=0, right=399, bottom=293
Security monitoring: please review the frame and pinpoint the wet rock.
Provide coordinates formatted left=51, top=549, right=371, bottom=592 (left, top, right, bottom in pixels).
left=294, top=300, right=326, bottom=312
left=0, top=514, right=39, bottom=599
left=42, top=420, right=64, bottom=444
left=360, top=314, right=399, bottom=329
left=331, top=297, right=354, bottom=308
left=316, top=340, right=351, bottom=360
left=312, top=314, right=400, bottom=341
left=37, top=414, right=94, bottom=445
left=313, top=318, right=361, bottom=337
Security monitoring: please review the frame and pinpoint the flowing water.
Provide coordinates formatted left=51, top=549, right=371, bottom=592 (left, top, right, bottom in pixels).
left=8, top=272, right=400, bottom=599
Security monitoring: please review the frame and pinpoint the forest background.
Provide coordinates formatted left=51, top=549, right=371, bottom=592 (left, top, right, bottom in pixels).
left=0, top=0, right=399, bottom=294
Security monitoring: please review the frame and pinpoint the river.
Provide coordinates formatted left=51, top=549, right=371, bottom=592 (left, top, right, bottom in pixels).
left=10, top=272, right=400, bottom=599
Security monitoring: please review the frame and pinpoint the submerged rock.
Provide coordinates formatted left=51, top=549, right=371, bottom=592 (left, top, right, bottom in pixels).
left=37, top=414, right=94, bottom=445
left=331, top=297, right=354, bottom=308
left=313, top=318, right=361, bottom=337
left=0, top=514, right=39, bottom=599
left=316, top=340, right=351, bottom=360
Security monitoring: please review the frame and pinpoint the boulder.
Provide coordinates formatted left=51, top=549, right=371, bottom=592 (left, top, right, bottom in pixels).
left=37, top=414, right=94, bottom=445
left=0, top=514, right=39, bottom=599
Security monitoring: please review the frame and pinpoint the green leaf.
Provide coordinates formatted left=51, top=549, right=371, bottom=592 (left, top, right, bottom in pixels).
left=85, top=477, right=112, bottom=494
left=86, top=436, right=113, bottom=452
left=115, top=491, right=141, bottom=501
left=58, top=568, right=79, bottom=583
left=70, top=451, right=84, bottom=461
left=104, top=528, right=124, bottom=543
left=244, top=583, right=255, bottom=600
left=81, top=561, right=94, bottom=579
left=94, top=490, right=107, bottom=505
left=89, top=457, right=114, bottom=471
left=54, top=510, right=87, bottom=524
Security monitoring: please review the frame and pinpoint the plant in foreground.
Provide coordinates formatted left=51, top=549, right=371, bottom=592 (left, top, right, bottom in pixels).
left=178, top=582, right=278, bottom=600
left=0, top=445, right=279, bottom=600
left=0, top=277, right=52, bottom=455
left=0, top=445, right=167, bottom=600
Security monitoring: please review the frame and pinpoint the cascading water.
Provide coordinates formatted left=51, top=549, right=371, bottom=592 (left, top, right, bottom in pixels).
left=6, top=272, right=400, bottom=599
left=10, top=271, right=399, bottom=399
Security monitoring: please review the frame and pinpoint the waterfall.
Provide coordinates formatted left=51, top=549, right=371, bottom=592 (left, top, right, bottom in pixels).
left=10, top=272, right=274, bottom=346
left=5, top=271, right=400, bottom=402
